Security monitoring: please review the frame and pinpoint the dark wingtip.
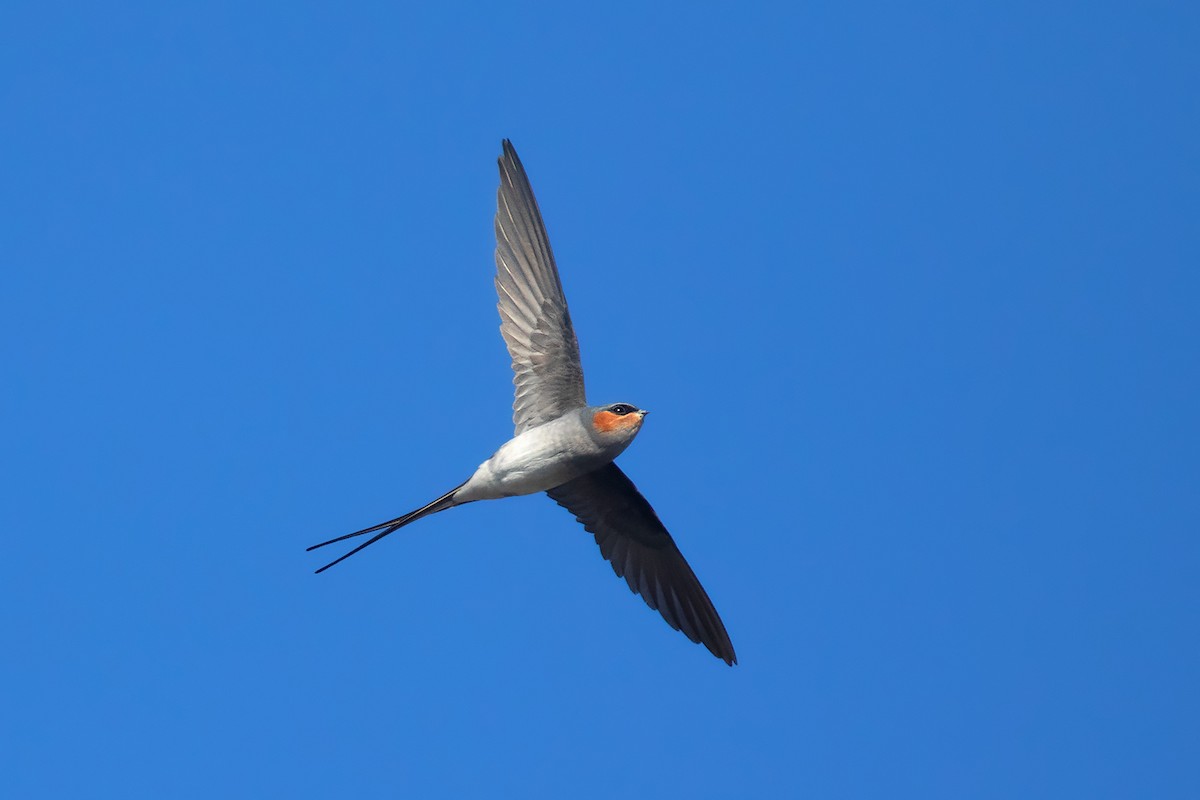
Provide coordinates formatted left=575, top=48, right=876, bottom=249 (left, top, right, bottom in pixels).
left=707, top=634, right=737, bottom=666
left=499, top=140, right=524, bottom=173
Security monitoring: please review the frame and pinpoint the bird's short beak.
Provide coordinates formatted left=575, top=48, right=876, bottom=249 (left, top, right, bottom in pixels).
left=639, top=409, right=650, bottom=417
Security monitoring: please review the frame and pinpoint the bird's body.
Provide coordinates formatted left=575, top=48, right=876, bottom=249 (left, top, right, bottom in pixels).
left=457, top=406, right=642, bottom=502
left=309, top=141, right=737, bottom=665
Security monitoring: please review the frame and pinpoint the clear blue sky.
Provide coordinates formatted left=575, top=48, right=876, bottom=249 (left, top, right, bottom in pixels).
left=3, top=2, right=1196, bottom=797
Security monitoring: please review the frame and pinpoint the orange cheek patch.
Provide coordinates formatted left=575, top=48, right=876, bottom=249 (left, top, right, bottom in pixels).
left=592, top=410, right=640, bottom=433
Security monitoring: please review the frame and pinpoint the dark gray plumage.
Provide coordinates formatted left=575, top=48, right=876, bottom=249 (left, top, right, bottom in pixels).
left=548, top=463, right=737, bottom=665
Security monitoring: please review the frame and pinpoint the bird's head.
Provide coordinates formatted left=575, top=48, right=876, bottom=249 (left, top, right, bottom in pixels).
left=589, top=402, right=649, bottom=445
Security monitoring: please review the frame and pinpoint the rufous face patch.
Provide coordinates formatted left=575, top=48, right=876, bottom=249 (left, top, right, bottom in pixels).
left=592, top=410, right=642, bottom=434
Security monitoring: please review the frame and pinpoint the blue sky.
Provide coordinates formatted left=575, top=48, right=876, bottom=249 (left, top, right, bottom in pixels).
left=3, top=2, right=1197, bottom=797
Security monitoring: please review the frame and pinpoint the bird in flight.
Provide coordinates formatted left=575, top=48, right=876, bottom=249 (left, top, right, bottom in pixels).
left=308, top=140, right=736, bottom=665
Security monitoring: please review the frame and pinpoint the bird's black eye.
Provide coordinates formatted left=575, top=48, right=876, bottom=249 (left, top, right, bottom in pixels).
left=610, top=404, right=633, bottom=416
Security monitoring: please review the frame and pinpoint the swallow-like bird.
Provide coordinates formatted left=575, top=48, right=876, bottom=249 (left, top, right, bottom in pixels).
left=308, top=140, right=736, bottom=665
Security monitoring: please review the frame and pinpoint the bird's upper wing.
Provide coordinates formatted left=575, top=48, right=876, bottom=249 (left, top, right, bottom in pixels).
left=495, top=140, right=586, bottom=435
left=547, top=463, right=737, bottom=665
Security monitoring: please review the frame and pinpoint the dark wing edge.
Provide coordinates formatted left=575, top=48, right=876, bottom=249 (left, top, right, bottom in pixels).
left=495, top=140, right=586, bottom=434
left=547, top=463, right=737, bottom=665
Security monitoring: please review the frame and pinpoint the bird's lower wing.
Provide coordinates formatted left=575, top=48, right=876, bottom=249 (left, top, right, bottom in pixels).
left=546, top=463, right=737, bottom=665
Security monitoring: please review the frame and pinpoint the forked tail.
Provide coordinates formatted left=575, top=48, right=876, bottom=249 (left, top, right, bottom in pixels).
left=307, top=482, right=466, bottom=574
